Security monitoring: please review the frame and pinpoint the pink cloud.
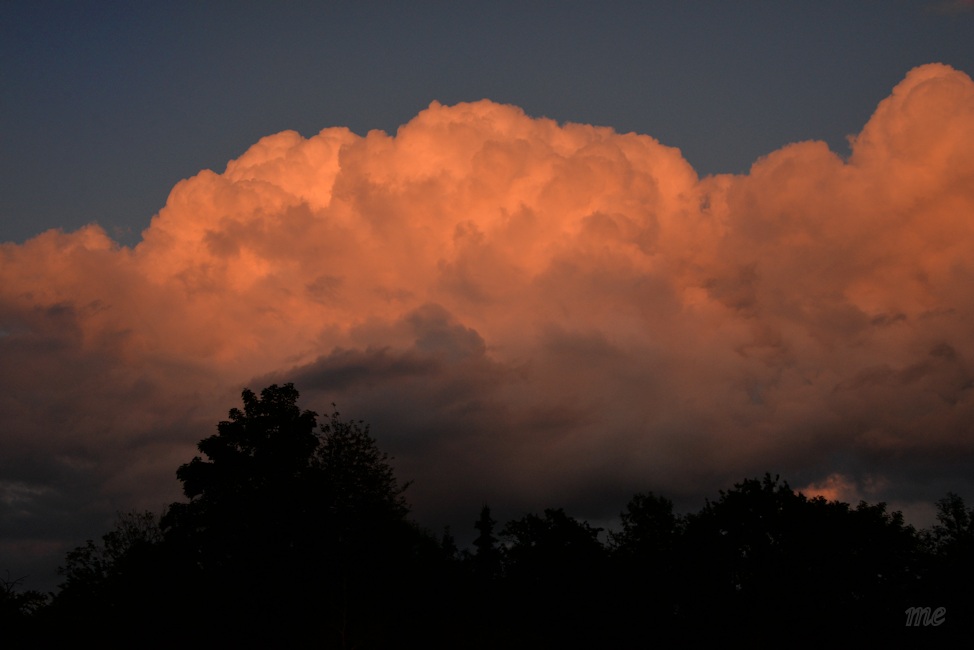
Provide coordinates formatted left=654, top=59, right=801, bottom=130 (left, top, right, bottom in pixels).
left=3, top=63, right=974, bottom=584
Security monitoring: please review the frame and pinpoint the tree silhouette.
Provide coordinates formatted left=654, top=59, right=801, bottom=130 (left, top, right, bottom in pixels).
left=607, top=492, right=681, bottom=636
left=676, top=474, right=925, bottom=642
left=501, top=508, right=607, bottom=645
left=1, top=572, right=48, bottom=643
left=163, top=383, right=320, bottom=549
left=31, top=386, right=974, bottom=647
left=611, top=491, right=679, bottom=557
left=926, top=492, right=974, bottom=555
left=48, top=511, right=166, bottom=645
left=919, top=492, right=974, bottom=632
left=158, top=383, right=429, bottom=646
left=470, top=504, right=501, bottom=580
left=312, top=406, right=411, bottom=546
left=57, top=510, right=162, bottom=597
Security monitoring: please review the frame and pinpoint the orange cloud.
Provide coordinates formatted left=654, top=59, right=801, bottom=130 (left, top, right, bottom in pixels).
left=3, top=64, right=974, bottom=581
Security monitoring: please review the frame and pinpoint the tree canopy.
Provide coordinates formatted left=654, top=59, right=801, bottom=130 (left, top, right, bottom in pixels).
left=18, top=384, right=974, bottom=646
left=42, top=384, right=428, bottom=647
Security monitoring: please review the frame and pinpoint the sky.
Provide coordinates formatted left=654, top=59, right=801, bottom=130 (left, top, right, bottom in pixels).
left=2, top=1, right=974, bottom=591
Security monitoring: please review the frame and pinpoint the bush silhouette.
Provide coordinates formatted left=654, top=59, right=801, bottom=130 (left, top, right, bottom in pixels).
left=30, top=386, right=974, bottom=645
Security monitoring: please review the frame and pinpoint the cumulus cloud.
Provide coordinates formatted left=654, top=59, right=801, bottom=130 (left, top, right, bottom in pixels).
left=3, top=63, right=974, bottom=585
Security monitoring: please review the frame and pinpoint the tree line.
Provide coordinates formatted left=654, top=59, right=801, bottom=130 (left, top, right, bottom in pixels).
left=3, top=383, right=973, bottom=647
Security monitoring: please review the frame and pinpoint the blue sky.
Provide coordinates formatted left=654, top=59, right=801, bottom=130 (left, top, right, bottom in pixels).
left=3, top=1, right=972, bottom=244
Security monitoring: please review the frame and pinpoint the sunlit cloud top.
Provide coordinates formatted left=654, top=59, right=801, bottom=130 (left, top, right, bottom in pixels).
left=2, top=58, right=974, bottom=592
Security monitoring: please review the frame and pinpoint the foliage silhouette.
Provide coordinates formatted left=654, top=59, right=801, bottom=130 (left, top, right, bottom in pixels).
left=918, top=492, right=974, bottom=629
left=42, top=510, right=167, bottom=645
left=927, top=492, right=974, bottom=555
left=676, top=474, right=925, bottom=642
left=470, top=504, right=501, bottom=580
left=57, top=510, right=162, bottom=600
left=605, top=491, right=681, bottom=637
left=21, top=385, right=974, bottom=645
left=1, top=572, right=48, bottom=642
left=611, top=490, right=679, bottom=557
left=500, top=508, right=608, bottom=645
left=40, top=384, right=448, bottom=647
left=159, top=383, right=432, bottom=646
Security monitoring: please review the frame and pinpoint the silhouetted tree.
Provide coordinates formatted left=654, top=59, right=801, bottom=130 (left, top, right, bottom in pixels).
left=57, top=511, right=162, bottom=595
left=49, top=511, right=166, bottom=644
left=308, top=407, right=424, bottom=647
left=926, top=492, right=974, bottom=555
left=918, top=492, right=974, bottom=632
left=162, top=383, right=320, bottom=552
left=677, top=474, right=923, bottom=642
left=310, top=406, right=411, bottom=554
left=501, top=508, right=607, bottom=645
left=503, top=507, right=605, bottom=575
left=606, top=492, right=681, bottom=634
left=157, top=384, right=430, bottom=647
left=471, top=504, right=501, bottom=580
left=0, top=573, right=48, bottom=642
left=611, top=491, right=679, bottom=557
left=44, top=389, right=974, bottom=647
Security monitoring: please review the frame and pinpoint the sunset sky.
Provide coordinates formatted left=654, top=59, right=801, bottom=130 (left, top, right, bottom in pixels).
left=3, top=2, right=974, bottom=591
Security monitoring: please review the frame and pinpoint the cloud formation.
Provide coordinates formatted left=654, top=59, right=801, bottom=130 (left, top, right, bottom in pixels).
left=3, top=63, right=974, bottom=584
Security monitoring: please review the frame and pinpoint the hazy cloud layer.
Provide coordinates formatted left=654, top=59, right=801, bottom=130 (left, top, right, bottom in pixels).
left=3, top=64, right=974, bottom=584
